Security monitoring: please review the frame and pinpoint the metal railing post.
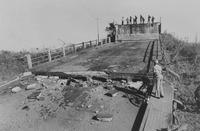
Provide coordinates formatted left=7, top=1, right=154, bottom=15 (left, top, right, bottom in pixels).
left=62, top=46, right=66, bottom=57
left=48, top=48, right=52, bottom=62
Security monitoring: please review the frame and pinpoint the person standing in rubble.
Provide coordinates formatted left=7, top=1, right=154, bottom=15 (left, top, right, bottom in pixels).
left=194, top=85, right=200, bottom=112
left=153, top=59, right=164, bottom=98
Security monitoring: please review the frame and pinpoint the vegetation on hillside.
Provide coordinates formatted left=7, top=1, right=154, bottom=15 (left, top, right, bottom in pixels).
left=105, top=22, right=116, bottom=42
left=0, top=51, right=28, bottom=82
left=161, top=32, right=200, bottom=130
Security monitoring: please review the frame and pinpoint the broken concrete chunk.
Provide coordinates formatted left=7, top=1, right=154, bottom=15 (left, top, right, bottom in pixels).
left=87, top=104, right=92, bottom=108
left=36, top=77, right=42, bottom=81
left=27, top=91, right=41, bottom=99
left=23, top=72, right=32, bottom=77
left=11, top=86, right=21, bottom=93
left=96, top=113, right=113, bottom=122
left=48, top=76, right=59, bottom=80
left=22, top=106, right=29, bottom=111
left=82, top=82, right=88, bottom=88
left=104, top=84, right=113, bottom=90
left=105, top=90, right=119, bottom=97
left=127, top=81, right=143, bottom=90
left=37, top=75, right=48, bottom=79
left=26, top=83, right=37, bottom=90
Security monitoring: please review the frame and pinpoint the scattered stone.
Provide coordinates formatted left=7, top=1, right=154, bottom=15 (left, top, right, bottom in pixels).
left=22, top=106, right=29, bottom=111
left=104, top=84, right=113, bottom=90
left=27, top=91, right=41, bottom=99
left=67, top=102, right=73, bottom=106
left=11, top=86, right=21, bottom=93
left=82, top=82, right=88, bottom=88
left=94, top=110, right=99, bottom=113
left=100, top=105, right=104, bottom=108
left=81, top=104, right=84, bottom=108
left=49, top=76, right=59, bottom=80
left=127, top=81, right=143, bottom=90
left=105, top=90, right=119, bottom=97
left=41, top=83, right=48, bottom=88
left=23, top=72, right=32, bottom=77
left=36, top=77, right=42, bottom=81
left=91, top=122, right=95, bottom=125
left=38, top=97, right=45, bottom=101
left=26, top=83, right=37, bottom=90
left=37, top=75, right=48, bottom=79
left=108, top=65, right=118, bottom=68
left=95, top=113, right=113, bottom=122
left=121, top=80, right=127, bottom=83
left=87, top=104, right=92, bottom=108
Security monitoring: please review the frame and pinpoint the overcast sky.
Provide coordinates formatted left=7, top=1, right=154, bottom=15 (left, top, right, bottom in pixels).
left=0, top=0, right=199, bottom=51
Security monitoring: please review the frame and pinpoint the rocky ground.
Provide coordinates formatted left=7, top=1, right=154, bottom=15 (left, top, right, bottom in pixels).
left=0, top=42, right=149, bottom=131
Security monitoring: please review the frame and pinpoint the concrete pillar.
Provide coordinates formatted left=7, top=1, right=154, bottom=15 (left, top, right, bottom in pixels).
left=25, top=54, right=32, bottom=69
left=96, top=40, right=98, bottom=46
left=73, top=44, right=76, bottom=53
left=62, top=46, right=66, bottom=57
left=48, top=49, right=52, bottom=62
left=90, top=41, right=92, bottom=47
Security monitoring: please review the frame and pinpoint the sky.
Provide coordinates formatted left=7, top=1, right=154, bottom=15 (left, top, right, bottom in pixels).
left=0, top=0, right=200, bottom=51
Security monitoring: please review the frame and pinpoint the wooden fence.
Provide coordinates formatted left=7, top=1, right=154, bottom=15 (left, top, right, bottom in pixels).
left=25, top=37, right=111, bottom=69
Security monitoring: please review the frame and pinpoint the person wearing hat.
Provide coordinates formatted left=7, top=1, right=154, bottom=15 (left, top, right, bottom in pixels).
left=153, top=59, right=164, bottom=98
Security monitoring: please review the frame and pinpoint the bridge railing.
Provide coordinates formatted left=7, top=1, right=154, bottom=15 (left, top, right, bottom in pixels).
left=25, top=37, right=111, bottom=69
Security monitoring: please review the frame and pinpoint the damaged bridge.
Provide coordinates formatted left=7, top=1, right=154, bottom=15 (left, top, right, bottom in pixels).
left=0, top=36, right=174, bottom=131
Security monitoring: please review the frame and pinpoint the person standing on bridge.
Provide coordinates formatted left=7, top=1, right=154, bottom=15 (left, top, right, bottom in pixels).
left=122, top=17, right=124, bottom=25
left=194, top=85, right=200, bottom=112
left=154, top=59, right=164, bottom=98
left=148, top=15, right=151, bottom=24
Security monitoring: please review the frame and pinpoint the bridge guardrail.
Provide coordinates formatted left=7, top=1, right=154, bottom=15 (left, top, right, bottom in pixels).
left=25, top=37, right=111, bottom=69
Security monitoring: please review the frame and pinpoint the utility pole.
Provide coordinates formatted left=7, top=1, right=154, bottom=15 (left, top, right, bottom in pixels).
left=195, top=33, right=198, bottom=44
left=95, top=18, right=99, bottom=44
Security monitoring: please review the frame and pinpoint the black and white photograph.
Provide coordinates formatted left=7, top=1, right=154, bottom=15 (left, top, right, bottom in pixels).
left=0, top=0, right=199, bottom=131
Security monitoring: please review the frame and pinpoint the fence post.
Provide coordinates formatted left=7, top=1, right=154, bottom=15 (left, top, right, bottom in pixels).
left=90, top=41, right=92, bottom=47
left=62, top=46, right=66, bottom=57
left=25, top=54, right=32, bottom=69
left=99, top=39, right=101, bottom=46
left=48, top=48, right=52, bottom=62
left=82, top=42, right=85, bottom=49
left=73, top=44, right=76, bottom=53
left=109, top=37, right=111, bottom=43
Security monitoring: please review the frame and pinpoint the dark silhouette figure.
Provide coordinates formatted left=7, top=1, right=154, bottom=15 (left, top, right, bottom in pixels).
left=140, top=15, right=145, bottom=24
left=130, top=16, right=132, bottom=24
left=151, top=16, right=155, bottom=24
left=148, top=15, right=151, bottom=24
left=140, top=15, right=143, bottom=24
left=126, top=17, right=129, bottom=24
left=134, top=16, right=137, bottom=24
left=122, top=17, right=124, bottom=25
left=142, top=17, right=145, bottom=24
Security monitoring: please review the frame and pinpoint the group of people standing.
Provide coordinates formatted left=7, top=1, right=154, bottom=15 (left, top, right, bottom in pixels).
left=121, top=15, right=155, bottom=25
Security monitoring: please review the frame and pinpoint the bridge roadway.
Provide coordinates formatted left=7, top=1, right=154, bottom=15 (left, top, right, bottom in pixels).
left=135, top=39, right=174, bottom=131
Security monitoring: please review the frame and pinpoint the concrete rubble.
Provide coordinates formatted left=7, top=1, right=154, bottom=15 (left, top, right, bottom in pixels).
left=95, top=113, right=113, bottom=122
left=26, top=83, right=37, bottom=90
left=4, top=70, right=146, bottom=129
left=11, top=86, right=21, bottom=93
